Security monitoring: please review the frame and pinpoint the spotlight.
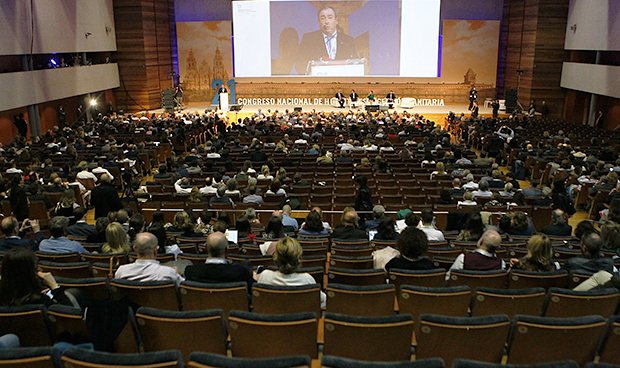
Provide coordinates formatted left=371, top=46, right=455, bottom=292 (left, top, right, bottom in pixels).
left=50, top=59, right=57, bottom=66
left=90, top=99, right=97, bottom=106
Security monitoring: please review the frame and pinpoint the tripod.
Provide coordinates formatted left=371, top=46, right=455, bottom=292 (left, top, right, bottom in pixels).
left=515, top=69, right=525, bottom=114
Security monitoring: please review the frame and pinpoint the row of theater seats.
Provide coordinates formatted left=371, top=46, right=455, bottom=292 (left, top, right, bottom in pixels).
left=2, top=300, right=620, bottom=366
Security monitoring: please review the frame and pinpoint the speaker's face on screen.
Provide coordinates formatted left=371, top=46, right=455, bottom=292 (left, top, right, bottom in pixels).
left=318, top=8, right=338, bottom=36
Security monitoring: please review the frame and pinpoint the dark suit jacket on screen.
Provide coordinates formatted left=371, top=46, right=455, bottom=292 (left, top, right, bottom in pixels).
left=296, top=30, right=358, bottom=75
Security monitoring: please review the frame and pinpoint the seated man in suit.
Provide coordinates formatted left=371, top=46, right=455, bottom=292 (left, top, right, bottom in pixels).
left=563, top=232, right=616, bottom=274
left=0, top=217, right=42, bottom=252
left=38, top=216, right=86, bottom=254
left=331, top=210, right=367, bottom=240
left=185, top=232, right=253, bottom=289
left=66, top=207, right=97, bottom=238
left=541, top=209, right=572, bottom=236
left=296, top=6, right=358, bottom=75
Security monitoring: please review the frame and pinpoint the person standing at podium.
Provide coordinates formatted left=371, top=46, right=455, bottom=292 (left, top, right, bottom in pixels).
left=335, top=90, right=346, bottom=108
left=349, top=89, right=359, bottom=108
left=218, top=84, right=228, bottom=111
left=296, top=6, right=358, bottom=75
left=386, top=90, right=396, bottom=109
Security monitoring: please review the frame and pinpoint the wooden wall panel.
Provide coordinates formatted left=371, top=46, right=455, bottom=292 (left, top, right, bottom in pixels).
left=113, top=0, right=174, bottom=112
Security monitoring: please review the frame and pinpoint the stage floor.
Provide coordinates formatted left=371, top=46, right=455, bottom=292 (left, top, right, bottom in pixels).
left=139, top=102, right=497, bottom=125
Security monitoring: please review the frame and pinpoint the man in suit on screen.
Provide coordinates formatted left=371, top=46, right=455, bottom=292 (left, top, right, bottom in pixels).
left=296, top=6, right=358, bottom=75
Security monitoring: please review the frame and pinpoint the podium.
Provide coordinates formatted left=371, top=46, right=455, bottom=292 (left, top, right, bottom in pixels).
left=219, top=92, right=229, bottom=112
left=307, top=58, right=367, bottom=76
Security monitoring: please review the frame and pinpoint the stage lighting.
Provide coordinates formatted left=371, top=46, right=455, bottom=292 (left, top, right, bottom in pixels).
left=90, top=99, right=97, bottom=106
left=50, top=59, right=57, bottom=66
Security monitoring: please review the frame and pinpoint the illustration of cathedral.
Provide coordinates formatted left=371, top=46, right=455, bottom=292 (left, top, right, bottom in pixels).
left=183, top=47, right=230, bottom=101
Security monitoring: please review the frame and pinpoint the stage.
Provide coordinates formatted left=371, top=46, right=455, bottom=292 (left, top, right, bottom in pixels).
left=139, top=102, right=500, bottom=126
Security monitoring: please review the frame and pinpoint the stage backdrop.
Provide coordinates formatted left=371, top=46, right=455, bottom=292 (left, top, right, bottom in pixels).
left=176, top=21, right=233, bottom=103
left=437, top=20, right=500, bottom=86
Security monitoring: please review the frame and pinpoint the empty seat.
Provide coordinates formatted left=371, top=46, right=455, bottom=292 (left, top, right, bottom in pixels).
left=110, top=279, right=180, bottom=311
left=55, top=277, right=110, bottom=299
left=398, top=285, right=471, bottom=322
left=327, top=267, right=386, bottom=286
left=508, top=270, right=569, bottom=290
left=227, top=310, right=318, bottom=358
left=61, top=347, right=184, bottom=368
left=0, top=347, right=61, bottom=368
left=0, top=305, right=53, bottom=347
left=325, top=283, right=395, bottom=316
left=388, top=268, right=446, bottom=290
left=329, top=255, right=374, bottom=269
left=448, top=269, right=508, bottom=291
left=416, top=314, right=511, bottom=367
left=321, top=355, right=445, bottom=368
left=251, top=283, right=321, bottom=316
left=598, top=315, right=620, bottom=365
left=543, top=287, right=620, bottom=318
left=38, top=261, right=92, bottom=279
left=135, top=307, right=226, bottom=362
left=35, top=251, right=80, bottom=263
left=470, top=287, right=546, bottom=318
left=179, top=281, right=249, bottom=315
left=507, top=315, right=606, bottom=366
left=188, top=352, right=312, bottom=368
left=323, top=313, right=414, bottom=361
left=452, top=359, right=579, bottom=368
left=47, top=305, right=91, bottom=345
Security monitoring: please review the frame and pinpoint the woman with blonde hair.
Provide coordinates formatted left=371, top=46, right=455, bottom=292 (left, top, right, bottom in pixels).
left=430, top=162, right=446, bottom=179
left=188, top=187, right=206, bottom=203
left=255, top=237, right=326, bottom=307
left=510, top=234, right=558, bottom=272
left=55, top=189, right=81, bottom=217
left=257, top=165, right=273, bottom=180
left=101, top=222, right=131, bottom=254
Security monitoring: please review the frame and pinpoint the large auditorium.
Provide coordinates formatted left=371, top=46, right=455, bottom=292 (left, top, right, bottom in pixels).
left=1, top=0, right=620, bottom=367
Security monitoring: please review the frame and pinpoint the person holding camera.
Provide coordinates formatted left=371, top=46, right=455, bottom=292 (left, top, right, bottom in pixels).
left=0, top=217, right=42, bottom=252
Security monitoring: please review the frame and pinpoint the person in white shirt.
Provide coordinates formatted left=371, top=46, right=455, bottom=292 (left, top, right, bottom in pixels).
left=115, top=232, right=184, bottom=287
left=255, top=237, right=326, bottom=308
left=199, top=177, right=218, bottom=195
left=206, top=146, right=221, bottom=159
left=92, top=161, right=114, bottom=181
left=419, top=209, right=445, bottom=242
left=458, top=191, right=478, bottom=207
left=462, top=173, right=478, bottom=190
left=77, top=167, right=98, bottom=183
left=174, top=178, right=192, bottom=194
left=472, top=180, right=493, bottom=199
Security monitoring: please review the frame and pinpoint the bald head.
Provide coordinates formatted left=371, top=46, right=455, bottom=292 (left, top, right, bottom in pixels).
left=100, top=174, right=111, bottom=184
left=206, top=231, right=228, bottom=258
left=344, top=210, right=359, bottom=226
left=1, top=217, right=18, bottom=236
left=477, top=230, right=502, bottom=253
left=282, top=204, right=292, bottom=215
left=134, top=232, right=159, bottom=257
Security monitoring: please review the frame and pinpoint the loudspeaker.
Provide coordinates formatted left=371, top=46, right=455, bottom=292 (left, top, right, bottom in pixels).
left=161, top=88, right=175, bottom=113
left=294, top=107, right=302, bottom=112
left=505, top=89, right=518, bottom=113
left=366, top=105, right=379, bottom=112
left=230, top=104, right=243, bottom=112
left=380, top=105, right=389, bottom=111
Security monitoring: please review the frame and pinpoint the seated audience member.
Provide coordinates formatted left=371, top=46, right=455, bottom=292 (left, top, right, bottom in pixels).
left=507, top=211, right=537, bottom=236
left=436, top=190, right=453, bottom=205
left=281, top=205, right=298, bottom=230
left=242, top=185, right=263, bottom=204
left=66, top=208, right=96, bottom=238
left=0, top=247, right=76, bottom=307
left=263, top=216, right=286, bottom=240
left=484, top=192, right=503, bottom=208
left=101, top=222, right=131, bottom=254
left=419, top=209, right=445, bottom=242
left=185, top=232, right=253, bottom=288
left=534, top=186, right=553, bottom=206
left=331, top=210, right=367, bottom=240
left=521, top=179, right=543, bottom=198
left=255, top=237, right=326, bottom=308
left=363, top=205, right=385, bottom=230
left=373, top=216, right=399, bottom=241
left=128, top=214, right=146, bottom=245
left=225, top=178, right=241, bottom=201
left=450, top=178, right=465, bottom=197
left=601, top=220, right=620, bottom=250
left=574, top=220, right=598, bottom=240
left=488, top=170, right=505, bottom=189
left=168, top=211, right=202, bottom=238
left=564, top=232, right=616, bottom=274
left=449, top=230, right=505, bottom=277
left=290, top=173, right=310, bottom=187
left=0, top=217, right=42, bottom=252
left=462, top=174, right=478, bottom=190
left=385, top=227, right=434, bottom=272
left=499, top=183, right=515, bottom=198
left=510, top=234, right=559, bottom=272
left=188, top=187, right=207, bottom=203
left=39, top=216, right=86, bottom=254
left=299, top=206, right=332, bottom=233
left=147, top=222, right=169, bottom=254
left=210, top=184, right=235, bottom=208
left=472, top=180, right=493, bottom=199
left=196, top=209, right=214, bottom=235
left=87, top=217, right=110, bottom=244
left=299, top=210, right=329, bottom=236
left=115, top=232, right=184, bottom=287
left=173, top=177, right=192, bottom=194
left=55, top=189, right=81, bottom=218
left=457, top=211, right=485, bottom=241
left=541, top=209, right=572, bottom=236
left=266, top=179, right=287, bottom=196
left=404, top=212, right=420, bottom=228
left=235, top=215, right=254, bottom=239
left=457, top=191, right=477, bottom=207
